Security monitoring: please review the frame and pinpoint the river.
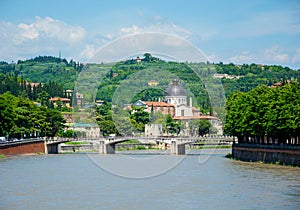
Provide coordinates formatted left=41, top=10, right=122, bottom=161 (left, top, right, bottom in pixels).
left=0, top=149, right=299, bottom=209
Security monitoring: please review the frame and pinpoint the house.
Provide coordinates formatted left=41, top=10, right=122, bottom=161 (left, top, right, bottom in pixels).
left=50, top=97, right=71, bottom=108
left=148, top=80, right=158, bottom=86
left=145, top=124, right=163, bottom=137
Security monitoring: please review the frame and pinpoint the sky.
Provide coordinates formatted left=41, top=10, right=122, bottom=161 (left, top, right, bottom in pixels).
left=0, top=0, right=299, bottom=69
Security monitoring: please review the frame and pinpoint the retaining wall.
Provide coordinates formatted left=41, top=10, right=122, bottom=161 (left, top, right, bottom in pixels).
left=0, top=140, right=45, bottom=155
left=232, top=143, right=300, bottom=166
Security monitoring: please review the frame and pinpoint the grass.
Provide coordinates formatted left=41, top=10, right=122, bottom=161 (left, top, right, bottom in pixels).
left=136, top=145, right=147, bottom=150
left=65, top=141, right=88, bottom=145
left=0, top=154, right=5, bottom=159
left=116, top=145, right=147, bottom=151
left=119, top=139, right=141, bottom=144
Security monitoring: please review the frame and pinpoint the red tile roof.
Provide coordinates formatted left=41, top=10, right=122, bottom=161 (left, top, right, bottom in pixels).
left=173, top=116, right=219, bottom=120
left=143, top=101, right=174, bottom=107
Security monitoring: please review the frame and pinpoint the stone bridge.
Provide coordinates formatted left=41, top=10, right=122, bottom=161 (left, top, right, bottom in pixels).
left=98, top=136, right=235, bottom=155
left=0, top=136, right=235, bottom=155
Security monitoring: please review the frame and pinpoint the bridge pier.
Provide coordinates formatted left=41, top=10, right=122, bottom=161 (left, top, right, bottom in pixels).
left=170, top=141, right=186, bottom=155
left=99, top=141, right=116, bottom=154
left=45, top=143, right=59, bottom=154
left=99, top=141, right=105, bottom=154
left=106, top=144, right=116, bottom=154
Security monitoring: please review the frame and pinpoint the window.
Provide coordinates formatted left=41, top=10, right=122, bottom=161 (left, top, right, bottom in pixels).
left=181, top=110, right=184, bottom=116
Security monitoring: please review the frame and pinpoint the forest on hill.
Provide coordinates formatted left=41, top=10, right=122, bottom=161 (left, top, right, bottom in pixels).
left=1, top=55, right=299, bottom=102
left=1, top=55, right=299, bottom=137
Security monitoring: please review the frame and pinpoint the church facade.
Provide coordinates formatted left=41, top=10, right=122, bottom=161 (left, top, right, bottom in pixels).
left=165, top=79, right=193, bottom=118
left=142, top=79, right=223, bottom=136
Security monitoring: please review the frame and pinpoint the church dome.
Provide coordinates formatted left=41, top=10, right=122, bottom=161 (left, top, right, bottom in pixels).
left=166, top=79, right=186, bottom=96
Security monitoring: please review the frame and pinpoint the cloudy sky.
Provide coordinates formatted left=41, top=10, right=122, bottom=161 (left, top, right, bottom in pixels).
left=0, top=0, right=299, bottom=69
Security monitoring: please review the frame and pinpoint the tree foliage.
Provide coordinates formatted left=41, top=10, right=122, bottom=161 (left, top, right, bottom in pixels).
left=0, top=92, right=65, bottom=138
left=224, top=81, right=300, bottom=145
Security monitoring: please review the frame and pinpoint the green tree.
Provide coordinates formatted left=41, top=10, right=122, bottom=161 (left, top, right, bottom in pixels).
left=0, top=93, right=16, bottom=136
left=130, top=106, right=150, bottom=131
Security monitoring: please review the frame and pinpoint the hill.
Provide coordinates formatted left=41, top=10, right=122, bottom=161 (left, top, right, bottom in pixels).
left=0, top=56, right=84, bottom=90
left=1, top=55, right=299, bottom=113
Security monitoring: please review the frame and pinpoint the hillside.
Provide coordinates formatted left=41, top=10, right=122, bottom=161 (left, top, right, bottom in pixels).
left=94, top=56, right=300, bottom=113
left=0, top=56, right=84, bottom=90
left=1, top=55, right=299, bottom=112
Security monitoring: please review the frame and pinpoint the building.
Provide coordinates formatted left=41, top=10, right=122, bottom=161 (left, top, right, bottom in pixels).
left=148, top=80, right=158, bottom=86
left=50, top=97, right=71, bottom=108
left=143, top=101, right=175, bottom=116
left=65, top=123, right=101, bottom=139
left=165, top=79, right=193, bottom=117
left=144, top=79, right=223, bottom=136
left=65, top=90, right=73, bottom=98
left=75, top=92, right=84, bottom=106
left=145, top=124, right=163, bottom=136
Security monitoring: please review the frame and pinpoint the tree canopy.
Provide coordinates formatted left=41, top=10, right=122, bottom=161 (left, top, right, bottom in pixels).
left=224, top=81, right=300, bottom=145
left=0, top=92, right=65, bottom=138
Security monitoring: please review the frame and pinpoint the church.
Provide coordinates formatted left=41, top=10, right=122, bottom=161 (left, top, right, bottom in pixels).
left=165, top=79, right=194, bottom=118
left=138, top=79, right=223, bottom=136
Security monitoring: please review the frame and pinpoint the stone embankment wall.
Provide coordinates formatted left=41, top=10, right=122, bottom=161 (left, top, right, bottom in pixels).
left=232, top=143, right=300, bottom=166
left=0, top=140, right=45, bottom=155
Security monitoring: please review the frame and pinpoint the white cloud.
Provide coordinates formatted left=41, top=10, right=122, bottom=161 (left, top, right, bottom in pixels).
left=18, top=23, right=39, bottom=39
left=264, top=45, right=289, bottom=63
left=0, top=17, right=86, bottom=62
left=17, top=16, right=85, bottom=43
left=228, top=51, right=253, bottom=64
left=121, top=24, right=141, bottom=34
left=120, top=21, right=192, bottom=39
left=80, top=45, right=96, bottom=60
left=292, top=48, right=300, bottom=63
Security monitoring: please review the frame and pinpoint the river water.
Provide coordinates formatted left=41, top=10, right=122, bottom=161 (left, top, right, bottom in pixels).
left=0, top=149, right=299, bottom=210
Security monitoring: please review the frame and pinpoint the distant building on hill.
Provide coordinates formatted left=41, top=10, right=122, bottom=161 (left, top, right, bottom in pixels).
left=148, top=80, right=158, bottom=86
left=50, top=97, right=71, bottom=108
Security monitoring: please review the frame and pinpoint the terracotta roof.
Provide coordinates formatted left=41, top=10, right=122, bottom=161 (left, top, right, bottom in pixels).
left=199, top=116, right=219, bottom=120
left=173, top=115, right=219, bottom=120
left=50, top=97, right=70, bottom=102
left=143, top=101, right=174, bottom=107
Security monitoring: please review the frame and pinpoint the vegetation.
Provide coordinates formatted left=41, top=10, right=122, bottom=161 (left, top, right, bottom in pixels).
left=0, top=154, right=6, bottom=159
left=0, top=56, right=83, bottom=90
left=0, top=92, right=65, bottom=138
left=119, top=139, right=141, bottom=144
left=224, top=81, right=300, bottom=145
left=0, top=72, right=66, bottom=106
left=65, top=141, right=88, bottom=145
left=1, top=54, right=299, bottom=139
left=225, top=153, right=233, bottom=158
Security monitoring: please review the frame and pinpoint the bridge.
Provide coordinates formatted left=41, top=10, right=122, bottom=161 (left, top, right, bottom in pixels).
left=0, top=136, right=235, bottom=155
left=98, top=136, right=235, bottom=155
left=0, top=139, right=72, bottom=155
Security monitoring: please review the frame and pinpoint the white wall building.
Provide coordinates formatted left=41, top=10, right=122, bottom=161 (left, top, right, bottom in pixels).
left=165, top=79, right=193, bottom=117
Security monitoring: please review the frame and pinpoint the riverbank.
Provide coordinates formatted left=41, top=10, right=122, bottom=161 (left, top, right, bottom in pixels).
left=232, top=143, right=300, bottom=166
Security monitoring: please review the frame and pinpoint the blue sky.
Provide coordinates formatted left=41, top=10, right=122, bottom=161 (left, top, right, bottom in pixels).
left=0, top=0, right=299, bottom=69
